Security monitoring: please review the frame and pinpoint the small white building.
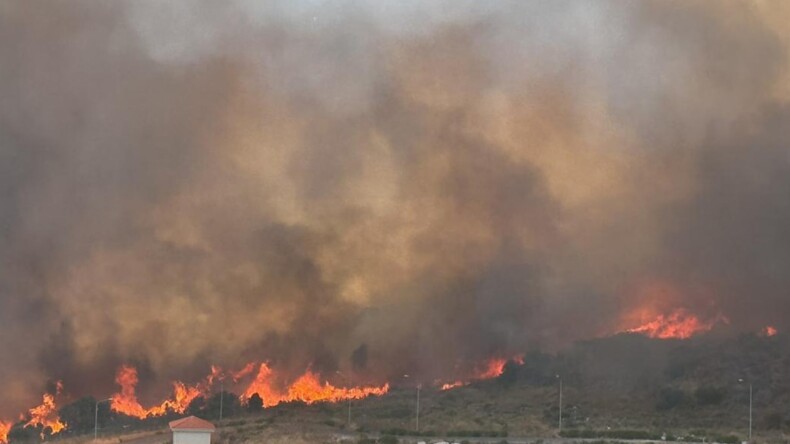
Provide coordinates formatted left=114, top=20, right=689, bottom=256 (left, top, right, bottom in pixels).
left=169, top=416, right=215, bottom=444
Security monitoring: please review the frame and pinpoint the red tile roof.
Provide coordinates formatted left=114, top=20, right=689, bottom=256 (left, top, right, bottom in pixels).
left=168, top=416, right=216, bottom=431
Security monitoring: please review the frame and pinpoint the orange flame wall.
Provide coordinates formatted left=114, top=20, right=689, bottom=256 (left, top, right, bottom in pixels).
left=0, top=355, right=521, bottom=442
left=111, top=366, right=203, bottom=419
left=0, top=386, right=69, bottom=444
left=108, top=362, right=389, bottom=418
left=624, top=308, right=727, bottom=339
left=242, top=363, right=389, bottom=407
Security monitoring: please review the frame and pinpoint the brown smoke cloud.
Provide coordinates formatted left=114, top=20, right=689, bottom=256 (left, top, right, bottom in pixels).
left=0, top=0, right=788, bottom=416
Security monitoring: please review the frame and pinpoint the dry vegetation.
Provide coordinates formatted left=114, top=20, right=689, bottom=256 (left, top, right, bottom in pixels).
left=22, top=333, right=790, bottom=444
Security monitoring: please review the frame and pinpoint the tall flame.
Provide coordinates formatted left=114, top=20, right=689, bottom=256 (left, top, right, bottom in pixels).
left=241, top=363, right=282, bottom=407
left=110, top=366, right=203, bottom=419
left=242, top=363, right=389, bottom=407
left=475, top=358, right=508, bottom=379
left=111, top=365, right=150, bottom=418
left=0, top=421, right=11, bottom=444
left=625, top=308, right=725, bottom=339
left=24, top=381, right=66, bottom=438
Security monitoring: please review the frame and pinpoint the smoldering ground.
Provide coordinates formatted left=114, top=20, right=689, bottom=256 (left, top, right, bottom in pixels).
left=0, top=0, right=789, bottom=416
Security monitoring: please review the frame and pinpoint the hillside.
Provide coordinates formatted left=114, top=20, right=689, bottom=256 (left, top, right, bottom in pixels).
left=9, top=332, right=790, bottom=444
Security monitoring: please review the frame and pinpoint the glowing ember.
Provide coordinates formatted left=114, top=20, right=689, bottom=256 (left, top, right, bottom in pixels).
left=475, top=358, right=507, bottom=379
left=440, top=356, right=524, bottom=391
left=111, top=366, right=204, bottom=418
left=625, top=309, right=724, bottom=339
left=760, top=325, right=778, bottom=337
left=440, top=381, right=465, bottom=391
left=24, top=381, right=67, bottom=438
left=1, top=420, right=11, bottom=444
left=242, top=363, right=389, bottom=407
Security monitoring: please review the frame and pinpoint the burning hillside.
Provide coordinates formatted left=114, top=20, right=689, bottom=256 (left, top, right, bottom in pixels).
left=1, top=1, right=790, bottom=440
left=0, top=357, right=506, bottom=442
left=0, top=353, right=543, bottom=441
left=439, top=356, right=525, bottom=391
left=241, top=363, right=389, bottom=408
left=623, top=309, right=729, bottom=339
left=3, top=330, right=790, bottom=442
left=106, top=363, right=391, bottom=421
left=110, top=366, right=204, bottom=418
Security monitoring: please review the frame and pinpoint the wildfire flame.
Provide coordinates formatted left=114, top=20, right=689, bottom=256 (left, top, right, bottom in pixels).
left=108, top=362, right=389, bottom=419
left=440, top=381, right=465, bottom=391
left=242, top=363, right=389, bottom=407
left=206, top=365, right=223, bottom=386
left=760, top=325, right=778, bottom=337
left=230, top=362, right=256, bottom=382
left=475, top=358, right=507, bottom=379
left=440, top=356, right=522, bottom=391
left=23, top=381, right=67, bottom=438
left=111, top=366, right=203, bottom=418
left=624, top=308, right=726, bottom=339
left=0, top=421, right=11, bottom=444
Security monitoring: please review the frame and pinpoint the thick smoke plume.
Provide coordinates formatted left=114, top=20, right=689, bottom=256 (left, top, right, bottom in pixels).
left=1, top=0, right=789, bottom=416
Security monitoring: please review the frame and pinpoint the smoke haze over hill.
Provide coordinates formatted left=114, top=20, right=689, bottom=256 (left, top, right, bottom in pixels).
left=1, top=0, right=789, bottom=417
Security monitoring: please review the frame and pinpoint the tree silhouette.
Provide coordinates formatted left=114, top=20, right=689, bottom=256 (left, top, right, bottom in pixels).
left=247, top=393, right=263, bottom=413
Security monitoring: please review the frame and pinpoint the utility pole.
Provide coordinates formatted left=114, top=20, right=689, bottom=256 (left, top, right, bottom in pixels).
left=347, top=373, right=352, bottom=428
left=403, top=374, right=420, bottom=433
left=557, top=374, right=563, bottom=432
left=748, top=382, right=752, bottom=441
left=219, top=378, right=224, bottom=422
left=94, top=398, right=112, bottom=441
left=337, top=370, right=352, bottom=428
left=416, top=383, right=421, bottom=433
left=738, top=379, right=752, bottom=441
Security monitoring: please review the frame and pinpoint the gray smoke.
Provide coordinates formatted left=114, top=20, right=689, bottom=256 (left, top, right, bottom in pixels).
left=0, top=0, right=788, bottom=416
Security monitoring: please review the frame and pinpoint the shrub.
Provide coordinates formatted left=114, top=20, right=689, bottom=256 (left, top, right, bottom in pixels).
left=763, top=411, right=783, bottom=430
left=694, top=386, right=725, bottom=405
left=656, top=387, right=685, bottom=411
left=380, top=428, right=409, bottom=436
left=379, top=436, right=398, bottom=444
left=247, top=393, right=264, bottom=412
left=712, top=435, right=739, bottom=444
left=560, top=429, right=662, bottom=440
left=447, top=430, right=506, bottom=437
